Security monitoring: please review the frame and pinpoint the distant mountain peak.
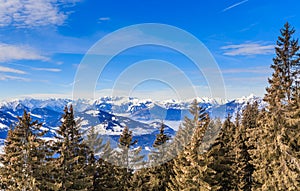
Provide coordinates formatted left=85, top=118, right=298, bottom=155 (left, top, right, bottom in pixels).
left=0, top=94, right=267, bottom=154
left=234, top=93, right=261, bottom=104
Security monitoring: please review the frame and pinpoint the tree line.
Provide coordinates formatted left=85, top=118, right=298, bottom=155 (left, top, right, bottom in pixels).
left=0, top=22, right=299, bottom=190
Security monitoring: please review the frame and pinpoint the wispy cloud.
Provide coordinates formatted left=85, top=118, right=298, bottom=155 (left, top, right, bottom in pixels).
left=60, top=80, right=79, bottom=87
left=98, top=17, right=110, bottom=21
left=226, top=76, right=267, bottom=82
left=0, top=43, right=48, bottom=62
left=98, top=17, right=111, bottom=24
left=0, top=0, right=81, bottom=28
left=221, top=42, right=274, bottom=56
left=0, top=66, right=26, bottom=74
left=0, top=74, right=30, bottom=81
left=32, top=67, right=61, bottom=72
left=222, top=0, right=249, bottom=12
left=222, top=67, right=271, bottom=74
left=239, top=22, right=259, bottom=32
left=56, top=61, right=64, bottom=65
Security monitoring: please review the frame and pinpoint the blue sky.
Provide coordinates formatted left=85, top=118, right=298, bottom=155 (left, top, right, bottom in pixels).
left=0, top=0, right=300, bottom=100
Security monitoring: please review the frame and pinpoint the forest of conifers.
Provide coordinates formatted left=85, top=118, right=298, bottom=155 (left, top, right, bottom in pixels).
left=0, top=22, right=299, bottom=191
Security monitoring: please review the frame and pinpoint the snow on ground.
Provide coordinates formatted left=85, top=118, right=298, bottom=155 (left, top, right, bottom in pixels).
left=40, top=126, right=49, bottom=131
left=164, top=120, right=181, bottom=131
left=132, top=127, right=154, bottom=135
left=0, top=143, right=4, bottom=154
left=7, top=111, right=17, bottom=118
left=94, top=123, right=122, bottom=135
left=30, top=113, right=42, bottom=118
left=85, top=110, right=100, bottom=116
left=136, top=119, right=181, bottom=131
left=0, top=123, right=8, bottom=129
left=80, top=120, right=89, bottom=126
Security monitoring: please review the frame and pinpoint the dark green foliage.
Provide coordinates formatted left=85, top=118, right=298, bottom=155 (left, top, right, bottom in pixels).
left=286, top=89, right=300, bottom=158
left=274, top=22, right=300, bottom=101
left=131, top=167, right=152, bottom=191
left=112, top=126, right=144, bottom=190
left=49, top=105, right=93, bottom=190
left=93, top=159, right=119, bottom=191
left=149, top=122, right=170, bottom=165
left=0, top=111, right=45, bottom=190
left=168, top=99, right=213, bottom=191
left=0, top=22, right=300, bottom=191
left=149, top=123, right=171, bottom=190
left=133, top=122, right=171, bottom=191
left=84, top=126, right=119, bottom=191
left=250, top=22, right=300, bottom=190
left=200, top=118, right=222, bottom=152
left=153, top=122, right=170, bottom=148
left=205, top=115, right=238, bottom=190
left=233, top=107, right=255, bottom=191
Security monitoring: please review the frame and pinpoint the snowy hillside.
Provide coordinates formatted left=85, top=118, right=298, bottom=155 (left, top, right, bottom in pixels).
left=0, top=95, right=265, bottom=152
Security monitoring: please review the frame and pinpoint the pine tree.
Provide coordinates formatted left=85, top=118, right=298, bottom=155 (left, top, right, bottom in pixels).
left=201, top=118, right=222, bottom=151
left=286, top=86, right=300, bottom=159
left=31, top=133, right=56, bottom=191
left=149, top=122, right=170, bottom=165
left=131, top=167, right=152, bottom=191
left=251, top=22, right=300, bottom=190
left=205, top=114, right=237, bottom=190
left=273, top=22, right=300, bottom=101
left=49, top=105, right=93, bottom=190
left=185, top=113, right=217, bottom=191
left=134, top=122, right=171, bottom=191
left=167, top=99, right=200, bottom=190
left=112, top=126, right=144, bottom=190
left=165, top=99, right=202, bottom=162
left=0, top=111, right=45, bottom=191
left=168, top=99, right=213, bottom=190
left=85, top=126, right=119, bottom=191
left=233, top=106, right=255, bottom=191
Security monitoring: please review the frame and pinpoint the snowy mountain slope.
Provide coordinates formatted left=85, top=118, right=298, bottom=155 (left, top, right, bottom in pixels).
left=0, top=95, right=265, bottom=130
left=91, top=96, right=231, bottom=121
left=0, top=95, right=265, bottom=152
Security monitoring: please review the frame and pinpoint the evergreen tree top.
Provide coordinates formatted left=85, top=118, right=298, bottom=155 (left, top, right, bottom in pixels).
left=153, top=122, right=170, bottom=148
left=119, top=126, right=137, bottom=148
left=265, top=22, right=300, bottom=107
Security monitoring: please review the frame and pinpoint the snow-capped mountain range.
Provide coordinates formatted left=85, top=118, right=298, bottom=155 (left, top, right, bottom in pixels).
left=0, top=94, right=265, bottom=152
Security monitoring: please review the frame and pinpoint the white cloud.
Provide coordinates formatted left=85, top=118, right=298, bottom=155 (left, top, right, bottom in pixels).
left=0, top=74, right=30, bottom=81
left=222, top=66, right=271, bottom=74
left=222, top=0, right=249, bottom=12
left=99, top=17, right=110, bottom=21
left=56, top=61, right=64, bottom=65
left=0, top=66, right=26, bottom=74
left=32, top=67, right=61, bottom=72
left=0, top=0, right=81, bottom=28
left=0, top=43, right=48, bottom=62
left=221, top=42, right=274, bottom=56
left=239, top=22, right=259, bottom=32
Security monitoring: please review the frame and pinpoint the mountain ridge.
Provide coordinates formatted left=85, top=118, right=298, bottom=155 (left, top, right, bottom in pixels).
left=0, top=94, right=265, bottom=154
